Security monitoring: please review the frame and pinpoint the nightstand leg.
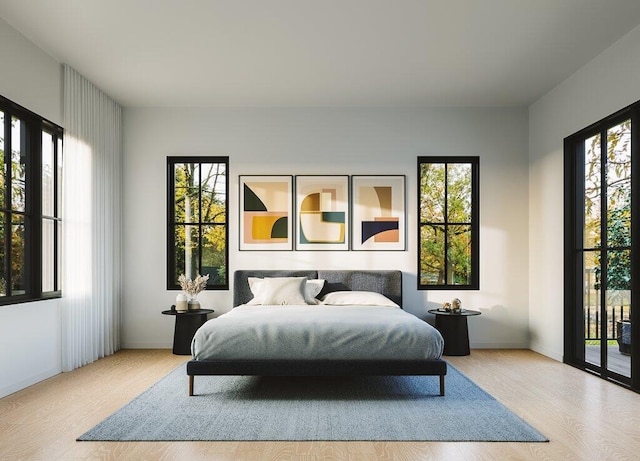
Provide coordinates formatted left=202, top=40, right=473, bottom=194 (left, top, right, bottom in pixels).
left=435, top=316, right=471, bottom=356
left=173, top=315, right=207, bottom=355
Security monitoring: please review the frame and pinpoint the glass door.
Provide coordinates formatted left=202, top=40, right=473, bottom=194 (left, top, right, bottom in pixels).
left=581, top=121, right=631, bottom=379
left=565, top=106, right=638, bottom=392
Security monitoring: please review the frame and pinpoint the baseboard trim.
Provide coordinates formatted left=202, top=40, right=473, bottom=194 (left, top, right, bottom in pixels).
left=470, top=342, right=529, bottom=349
left=122, top=342, right=173, bottom=349
left=0, top=366, right=61, bottom=399
left=529, top=344, right=563, bottom=362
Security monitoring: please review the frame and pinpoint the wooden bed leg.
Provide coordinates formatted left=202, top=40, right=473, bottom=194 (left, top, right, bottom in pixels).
left=189, top=375, right=194, bottom=396
left=440, top=374, right=445, bottom=396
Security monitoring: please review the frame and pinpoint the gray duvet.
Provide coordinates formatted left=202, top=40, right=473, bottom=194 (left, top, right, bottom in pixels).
left=191, top=305, right=444, bottom=361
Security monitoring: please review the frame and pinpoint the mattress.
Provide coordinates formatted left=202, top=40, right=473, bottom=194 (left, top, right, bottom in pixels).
left=191, top=304, right=444, bottom=361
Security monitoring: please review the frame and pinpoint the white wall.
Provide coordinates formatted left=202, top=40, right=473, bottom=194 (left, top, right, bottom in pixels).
left=529, top=24, right=640, bottom=361
left=0, top=0, right=637, bottom=397
left=122, top=107, right=530, bottom=350
left=0, top=18, right=63, bottom=398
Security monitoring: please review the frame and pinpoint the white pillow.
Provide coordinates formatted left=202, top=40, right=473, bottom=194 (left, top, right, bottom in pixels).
left=246, top=277, right=325, bottom=305
left=246, top=277, right=268, bottom=305
left=261, top=277, right=307, bottom=305
left=320, top=291, right=399, bottom=308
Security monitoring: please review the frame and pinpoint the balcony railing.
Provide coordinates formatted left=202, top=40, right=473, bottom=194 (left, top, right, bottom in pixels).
left=584, top=304, right=631, bottom=340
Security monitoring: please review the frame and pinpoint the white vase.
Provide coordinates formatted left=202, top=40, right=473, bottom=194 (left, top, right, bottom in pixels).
left=175, top=293, right=188, bottom=313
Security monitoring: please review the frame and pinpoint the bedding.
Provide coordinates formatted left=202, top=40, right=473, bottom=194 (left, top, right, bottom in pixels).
left=186, top=270, right=448, bottom=396
left=191, top=304, right=444, bottom=361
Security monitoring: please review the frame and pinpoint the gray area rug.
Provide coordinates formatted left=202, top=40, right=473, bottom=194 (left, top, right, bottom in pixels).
left=78, top=363, right=547, bottom=442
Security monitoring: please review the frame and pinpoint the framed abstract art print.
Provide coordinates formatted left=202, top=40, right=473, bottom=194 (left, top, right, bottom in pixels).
left=295, top=175, right=349, bottom=251
left=351, top=175, right=405, bottom=251
left=239, top=175, right=293, bottom=250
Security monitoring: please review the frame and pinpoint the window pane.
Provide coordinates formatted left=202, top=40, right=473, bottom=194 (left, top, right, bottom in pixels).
left=11, top=214, right=25, bottom=295
left=57, top=220, right=62, bottom=291
left=420, top=224, right=445, bottom=285
left=42, top=131, right=54, bottom=216
left=0, top=213, right=4, bottom=296
left=42, top=218, right=54, bottom=292
left=420, top=163, right=445, bottom=223
left=11, top=117, right=26, bottom=212
left=0, top=111, right=4, bottom=209
left=200, top=163, right=226, bottom=223
left=174, top=163, right=200, bottom=223
left=607, top=250, right=631, bottom=377
left=584, top=133, right=601, bottom=249
left=174, top=224, right=200, bottom=284
left=202, top=225, right=226, bottom=286
left=447, top=225, right=472, bottom=285
left=606, top=120, right=631, bottom=249
left=57, top=137, right=63, bottom=216
left=583, top=251, right=600, bottom=368
left=447, top=163, right=472, bottom=223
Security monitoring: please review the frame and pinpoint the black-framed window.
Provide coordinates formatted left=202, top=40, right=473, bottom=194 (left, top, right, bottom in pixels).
left=0, top=95, right=63, bottom=305
left=167, top=156, right=229, bottom=290
left=418, top=156, right=479, bottom=290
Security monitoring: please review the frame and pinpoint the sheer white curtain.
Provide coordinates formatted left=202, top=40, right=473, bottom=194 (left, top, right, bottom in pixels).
left=61, top=65, right=122, bottom=372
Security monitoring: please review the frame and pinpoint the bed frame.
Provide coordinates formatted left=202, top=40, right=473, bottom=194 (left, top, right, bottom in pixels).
left=186, top=270, right=447, bottom=396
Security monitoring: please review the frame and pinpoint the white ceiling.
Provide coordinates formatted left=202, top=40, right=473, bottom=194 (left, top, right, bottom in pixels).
left=1, top=0, right=640, bottom=108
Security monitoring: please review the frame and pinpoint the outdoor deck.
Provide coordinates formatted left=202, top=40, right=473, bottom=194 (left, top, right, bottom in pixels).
left=585, top=345, right=631, bottom=377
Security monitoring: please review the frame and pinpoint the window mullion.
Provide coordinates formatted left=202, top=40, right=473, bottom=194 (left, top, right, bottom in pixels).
left=29, top=123, right=43, bottom=297
left=599, top=129, right=608, bottom=371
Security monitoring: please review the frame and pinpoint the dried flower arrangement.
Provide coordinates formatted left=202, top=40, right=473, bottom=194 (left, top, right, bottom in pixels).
left=178, top=273, right=210, bottom=297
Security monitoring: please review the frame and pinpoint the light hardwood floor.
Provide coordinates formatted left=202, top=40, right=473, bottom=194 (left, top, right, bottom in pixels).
left=1, top=349, right=639, bottom=461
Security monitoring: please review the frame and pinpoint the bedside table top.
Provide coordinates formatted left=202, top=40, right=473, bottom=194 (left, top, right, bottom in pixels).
left=427, top=309, right=481, bottom=317
left=162, top=309, right=215, bottom=316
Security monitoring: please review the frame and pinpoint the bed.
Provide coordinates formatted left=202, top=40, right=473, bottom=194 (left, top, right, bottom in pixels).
left=187, top=270, right=447, bottom=396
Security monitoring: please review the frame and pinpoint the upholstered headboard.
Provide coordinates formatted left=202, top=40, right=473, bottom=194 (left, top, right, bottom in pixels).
left=233, top=270, right=402, bottom=307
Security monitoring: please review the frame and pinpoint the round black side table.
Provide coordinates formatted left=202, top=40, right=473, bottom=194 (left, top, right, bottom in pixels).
left=427, top=309, right=481, bottom=356
left=161, top=309, right=214, bottom=355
